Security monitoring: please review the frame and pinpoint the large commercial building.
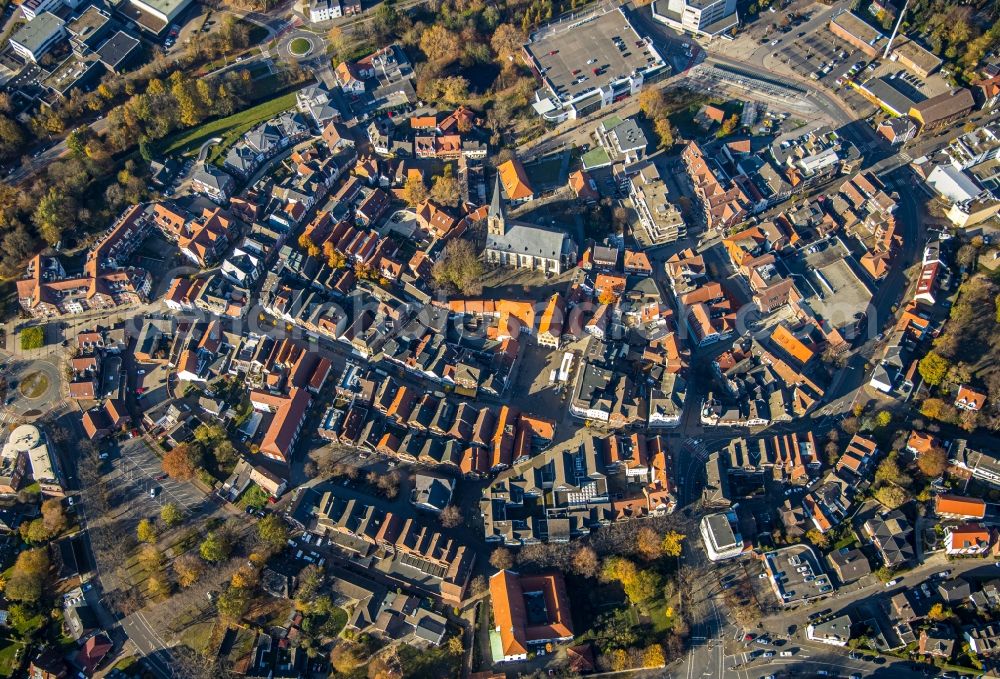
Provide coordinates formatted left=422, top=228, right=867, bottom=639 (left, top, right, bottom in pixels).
left=652, top=0, right=738, bottom=37
left=119, top=0, right=194, bottom=33
left=524, top=9, right=669, bottom=122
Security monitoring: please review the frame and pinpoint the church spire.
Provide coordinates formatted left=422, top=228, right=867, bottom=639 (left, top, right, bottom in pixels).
left=488, top=172, right=506, bottom=237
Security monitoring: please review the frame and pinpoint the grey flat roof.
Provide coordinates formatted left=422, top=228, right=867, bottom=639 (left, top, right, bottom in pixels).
left=66, top=5, right=111, bottom=40
left=129, top=0, right=191, bottom=20
left=526, top=9, right=664, bottom=104
left=96, top=30, right=140, bottom=69
left=706, top=512, right=738, bottom=550
left=860, top=76, right=921, bottom=115
left=11, top=12, right=65, bottom=54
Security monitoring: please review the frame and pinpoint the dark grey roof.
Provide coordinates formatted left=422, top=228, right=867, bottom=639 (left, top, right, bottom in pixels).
left=96, top=30, right=140, bottom=70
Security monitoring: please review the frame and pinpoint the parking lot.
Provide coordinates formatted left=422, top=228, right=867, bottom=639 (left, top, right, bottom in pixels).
left=110, top=437, right=208, bottom=516
left=772, top=29, right=878, bottom=118
left=764, top=544, right=834, bottom=605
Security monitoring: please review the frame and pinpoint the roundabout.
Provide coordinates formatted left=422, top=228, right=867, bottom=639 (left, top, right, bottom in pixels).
left=3, top=357, right=63, bottom=422
left=289, top=37, right=312, bottom=56
left=18, top=371, right=50, bottom=399
left=279, top=30, right=324, bottom=61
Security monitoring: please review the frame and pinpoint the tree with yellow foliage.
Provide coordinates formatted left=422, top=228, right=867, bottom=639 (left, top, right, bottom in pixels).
left=642, top=644, right=666, bottom=668
left=661, top=530, right=685, bottom=558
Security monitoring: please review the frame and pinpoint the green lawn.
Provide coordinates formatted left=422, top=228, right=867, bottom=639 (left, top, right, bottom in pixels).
left=289, top=37, right=311, bottom=55
left=238, top=483, right=269, bottom=509
left=0, top=638, right=24, bottom=677
left=18, top=326, right=44, bottom=351
left=157, top=92, right=297, bottom=158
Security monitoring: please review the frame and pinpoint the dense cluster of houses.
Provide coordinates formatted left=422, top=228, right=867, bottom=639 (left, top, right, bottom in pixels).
left=481, top=430, right=676, bottom=545
left=17, top=204, right=153, bottom=318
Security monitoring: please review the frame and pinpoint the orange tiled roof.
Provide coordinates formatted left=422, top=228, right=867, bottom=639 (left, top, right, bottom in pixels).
left=936, top=494, right=986, bottom=519
left=497, top=159, right=534, bottom=200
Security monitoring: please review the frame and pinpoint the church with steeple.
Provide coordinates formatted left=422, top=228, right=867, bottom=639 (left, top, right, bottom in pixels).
left=483, top=175, right=577, bottom=275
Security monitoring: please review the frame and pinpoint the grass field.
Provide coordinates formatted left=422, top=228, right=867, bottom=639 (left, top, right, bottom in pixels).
left=289, top=37, right=311, bottom=55
left=0, top=639, right=24, bottom=677
left=158, top=92, right=297, bottom=158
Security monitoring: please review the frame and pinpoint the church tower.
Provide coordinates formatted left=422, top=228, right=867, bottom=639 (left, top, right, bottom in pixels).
left=488, top=173, right=506, bottom=237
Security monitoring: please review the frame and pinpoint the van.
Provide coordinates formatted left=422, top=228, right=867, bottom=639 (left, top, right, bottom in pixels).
left=779, top=651, right=793, bottom=657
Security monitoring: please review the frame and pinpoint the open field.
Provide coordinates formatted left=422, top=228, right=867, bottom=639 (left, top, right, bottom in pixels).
left=157, top=92, right=297, bottom=158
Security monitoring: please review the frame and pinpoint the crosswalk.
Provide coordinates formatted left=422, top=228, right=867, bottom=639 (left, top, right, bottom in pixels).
left=684, top=437, right=710, bottom=461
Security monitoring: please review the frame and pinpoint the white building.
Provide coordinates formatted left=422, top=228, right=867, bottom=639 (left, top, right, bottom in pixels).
left=652, top=0, right=738, bottom=37
left=309, top=0, right=342, bottom=21
left=126, top=0, right=194, bottom=30
left=807, top=614, right=853, bottom=646
left=10, top=12, right=65, bottom=63
left=700, top=511, right=743, bottom=561
left=3, top=424, right=62, bottom=496
left=630, top=162, right=685, bottom=245
left=20, top=0, right=61, bottom=22
left=525, top=9, right=669, bottom=123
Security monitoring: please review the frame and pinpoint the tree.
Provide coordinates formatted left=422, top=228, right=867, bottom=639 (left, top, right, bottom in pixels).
left=805, top=529, right=829, bottom=549
left=655, top=117, right=674, bottom=149
left=602, top=557, right=659, bottom=604
left=917, top=446, right=948, bottom=478
left=642, top=644, right=666, bottom=668
left=434, top=76, right=470, bottom=106
left=138, top=544, right=164, bottom=571
left=919, top=352, right=951, bottom=387
left=161, top=502, right=184, bottom=527
left=174, top=553, right=204, bottom=587
left=491, top=24, right=524, bottom=63
left=875, top=452, right=911, bottom=488
left=489, top=547, right=514, bottom=570
left=636, top=527, right=663, bottom=560
left=420, top=25, right=461, bottom=64
left=137, top=518, right=157, bottom=544
left=874, top=411, right=892, bottom=428
left=928, top=603, right=952, bottom=621
left=331, top=641, right=366, bottom=674
left=257, top=514, right=288, bottom=550
left=217, top=585, right=251, bottom=621
left=401, top=175, right=428, bottom=206
left=638, top=88, right=668, bottom=120
left=231, top=565, right=257, bottom=590
left=717, top=114, right=739, bottom=138
left=19, top=519, right=50, bottom=544
left=199, top=531, right=231, bottom=563
left=921, top=398, right=958, bottom=424
left=33, top=187, right=77, bottom=245
left=6, top=548, right=49, bottom=603
left=162, top=444, right=198, bottom=480
left=432, top=239, right=483, bottom=295
left=40, top=498, right=66, bottom=536
left=661, top=530, right=685, bottom=558
left=874, top=484, right=909, bottom=510
left=429, top=164, right=461, bottom=207
left=571, top=545, right=600, bottom=578
left=296, top=564, right=324, bottom=603
left=439, top=505, right=463, bottom=528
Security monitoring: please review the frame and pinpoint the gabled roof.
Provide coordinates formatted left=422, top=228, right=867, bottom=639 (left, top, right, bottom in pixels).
left=935, top=494, right=986, bottom=519
left=497, top=159, right=534, bottom=200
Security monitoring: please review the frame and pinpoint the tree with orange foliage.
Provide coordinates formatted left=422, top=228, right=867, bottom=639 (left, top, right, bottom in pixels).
left=162, top=444, right=198, bottom=480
